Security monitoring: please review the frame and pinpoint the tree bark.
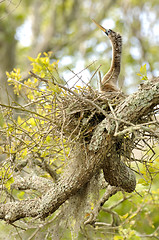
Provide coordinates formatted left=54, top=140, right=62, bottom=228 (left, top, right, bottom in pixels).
left=0, top=77, right=159, bottom=223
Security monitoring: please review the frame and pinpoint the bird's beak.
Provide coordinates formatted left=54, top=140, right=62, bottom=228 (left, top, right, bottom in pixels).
left=92, top=19, right=108, bottom=34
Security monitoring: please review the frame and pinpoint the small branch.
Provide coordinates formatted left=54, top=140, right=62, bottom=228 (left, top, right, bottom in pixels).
left=84, top=185, right=119, bottom=225
left=114, top=121, right=158, bottom=137
left=109, top=195, right=132, bottom=210
left=0, top=102, right=52, bottom=122
left=94, top=222, right=119, bottom=229
left=137, top=226, right=159, bottom=239
left=33, top=159, right=58, bottom=181
left=102, top=208, right=121, bottom=226
left=15, top=160, right=28, bottom=172
left=108, top=101, right=119, bottom=134
left=11, top=175, right=54, bottom=192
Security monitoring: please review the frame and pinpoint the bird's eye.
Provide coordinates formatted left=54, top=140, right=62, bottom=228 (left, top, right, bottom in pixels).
left=107, top=29, right=112, bottom=34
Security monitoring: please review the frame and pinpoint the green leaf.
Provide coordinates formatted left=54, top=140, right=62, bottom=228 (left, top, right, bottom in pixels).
left=138, top=178, right=149, bottom=186
left=137, top=64, right=148, bottom=81
left=140, top=64, right=147, bottom=76
left=114, top=236, right=124, bottom=240
left=5, top=177, right=14, bottom=190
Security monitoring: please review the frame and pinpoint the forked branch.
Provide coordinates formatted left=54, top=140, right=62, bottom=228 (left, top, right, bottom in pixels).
left=0, top=77, right=158, bottom=223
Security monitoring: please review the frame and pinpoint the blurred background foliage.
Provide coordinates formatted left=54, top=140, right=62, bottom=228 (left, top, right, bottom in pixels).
left=1, top=0, right=159, bottom=101
left=0, top=0, right=159, bottom=239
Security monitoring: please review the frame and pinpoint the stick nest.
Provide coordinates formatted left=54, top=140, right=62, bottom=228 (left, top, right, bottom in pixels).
left=56, top=87, right=125, bottom=141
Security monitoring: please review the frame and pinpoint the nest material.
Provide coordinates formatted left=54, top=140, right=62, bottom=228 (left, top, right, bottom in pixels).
left=57, top=87, right=126, bottom=141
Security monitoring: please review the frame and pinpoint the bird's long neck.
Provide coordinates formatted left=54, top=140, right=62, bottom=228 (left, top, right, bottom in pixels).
left=101, top=33, right=122, bottom=91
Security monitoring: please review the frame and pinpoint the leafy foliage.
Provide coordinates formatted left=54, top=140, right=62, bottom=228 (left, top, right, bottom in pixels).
left=2, top=54, right=66, bottom=184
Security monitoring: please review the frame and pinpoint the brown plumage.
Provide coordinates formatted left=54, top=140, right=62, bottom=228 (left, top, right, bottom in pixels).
left=92, top=19, right=122, bottom=92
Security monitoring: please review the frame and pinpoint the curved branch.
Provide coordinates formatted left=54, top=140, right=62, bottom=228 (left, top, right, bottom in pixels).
left=0, top=78, right=158, bottom=223
left=103, top=136, right=136, bottom=193
left=12, top=175, right=54, bottom=193
left=84, top=185, right=119, bottom=225
left=116, top=78, right=159, bottom=128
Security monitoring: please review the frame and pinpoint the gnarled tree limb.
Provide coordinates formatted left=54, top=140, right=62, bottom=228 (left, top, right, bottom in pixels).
left=0, top=78, right=159, bottom=223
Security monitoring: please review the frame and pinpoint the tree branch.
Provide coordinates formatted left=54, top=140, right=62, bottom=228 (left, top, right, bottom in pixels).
left=11, top=175, right=54, bottom=193
left=84, top=185, right=119, bottom=225
left=0, top=78, right=158, bottom=223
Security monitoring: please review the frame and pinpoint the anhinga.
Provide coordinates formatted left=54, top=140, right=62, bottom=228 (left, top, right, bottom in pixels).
left=92, top=19, right=122, bottom=92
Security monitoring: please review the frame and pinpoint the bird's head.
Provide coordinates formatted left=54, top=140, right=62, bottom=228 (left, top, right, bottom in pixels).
left=92, top=19, right=118, bottom=39
left=92, top=19, right=121, bottom=45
